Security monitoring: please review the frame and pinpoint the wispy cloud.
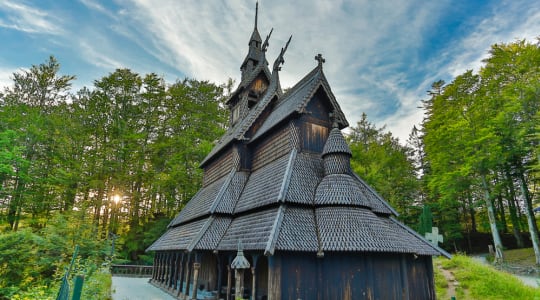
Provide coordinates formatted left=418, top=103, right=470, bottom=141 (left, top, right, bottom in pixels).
left=2, top=0, right=538, bottom=144
left=78, top=0, right=115, bottom=19
left=0, top=0, right=64, bottom=34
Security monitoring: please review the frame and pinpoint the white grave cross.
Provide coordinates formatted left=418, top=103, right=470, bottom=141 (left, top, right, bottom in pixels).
left=425, top=226, right=443, bottom=247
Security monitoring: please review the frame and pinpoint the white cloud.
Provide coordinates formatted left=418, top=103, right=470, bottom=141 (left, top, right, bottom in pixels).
left=0, top=1, right=64, bottom=34
left=0, top=68, right=14, bottom=91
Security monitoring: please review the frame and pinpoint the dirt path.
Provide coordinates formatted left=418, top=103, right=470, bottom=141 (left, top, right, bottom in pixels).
left=436, top=261, right=457, bottom=299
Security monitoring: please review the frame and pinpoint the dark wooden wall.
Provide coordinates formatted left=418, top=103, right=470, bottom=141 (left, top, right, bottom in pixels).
left=270, top=251, right=435, bottom=300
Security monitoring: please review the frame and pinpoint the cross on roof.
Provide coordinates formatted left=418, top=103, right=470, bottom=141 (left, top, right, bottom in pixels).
left=315, top=53, right=325, bottom=67
left=425, top=226, right=443, bottom=247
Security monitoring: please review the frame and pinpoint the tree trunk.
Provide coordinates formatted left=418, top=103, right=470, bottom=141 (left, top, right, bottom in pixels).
left=481, top=174, right=504, bottom=263
left=496, top=193, right=508, bottom=233
left=518, top=172, right=540, bottom=265
left=466, top=191, right=477, bottom=233
left=505, top=171, right=524, bottom=248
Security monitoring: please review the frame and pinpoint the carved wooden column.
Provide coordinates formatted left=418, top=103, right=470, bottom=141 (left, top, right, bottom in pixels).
left=177, top=253, right=185, bottom=297
left=251, top=255, right=259, bottom=300
left=192, top=262, right=201, bottom=300
left=183, top=254, right=192, bottom=300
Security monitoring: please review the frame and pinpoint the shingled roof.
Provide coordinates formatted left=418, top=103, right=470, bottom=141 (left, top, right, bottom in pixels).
left=148, top=14, right=448, bottom=259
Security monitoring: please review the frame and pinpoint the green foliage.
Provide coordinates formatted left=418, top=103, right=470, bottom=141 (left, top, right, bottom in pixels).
left=420, top=39, right=540, bottom=253
left=0, top=57, right=228, bottom=264
left=347, top=113, right=420, bottom=225
left=437, top=255, right=540, bottom=299
left=418, top=205, right=433, bottom=235
left=0, top=212, right=110, bottom=299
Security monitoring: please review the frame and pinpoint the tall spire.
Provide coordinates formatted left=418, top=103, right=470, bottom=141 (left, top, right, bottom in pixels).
left=240, top=2, right=264, bottom=79
left=255, top=2, right=258, bottom=30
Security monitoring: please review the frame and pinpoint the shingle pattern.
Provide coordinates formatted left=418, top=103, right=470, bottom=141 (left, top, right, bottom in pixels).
left=275, top=207, right=319, bottom=252
left=212, top=171, right=249, bottom=214
left=285, top=152, right=323, bottom=204
left=288, top=121, right=301, bottom=149
left=316, top=207, right=439, bottom=255
left=323, top=154, right=350, bottom=175
left=350, top=172, right=395, bottom=215
left=147, top=218, right=207, bottom=251
left=322, top=127, right=352, bottom=157
left=217, top=207, right=279, bottom=251
left=315, top=174, right=372, bottom=208
left=251, top=127, right=291, bottom=171
left=169, top=177, right=226, bottom=227
left=233, top=152, right=290, bottom=213
left=192, top=217, right=232, bottom=250
left=203, top=150, right=232, bottom=186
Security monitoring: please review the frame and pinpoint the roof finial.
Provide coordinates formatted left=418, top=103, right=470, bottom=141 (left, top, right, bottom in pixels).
left=255, top=2, right=258, bottom=30
left=273, top=35, right=292, bottom=71
left=262, top=28, right=273, bottom=52
left=315, top=53, right=326, bottom=68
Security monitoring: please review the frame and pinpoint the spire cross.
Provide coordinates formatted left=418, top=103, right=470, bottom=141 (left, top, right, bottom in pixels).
left=315, top=53, right=326, bottom=67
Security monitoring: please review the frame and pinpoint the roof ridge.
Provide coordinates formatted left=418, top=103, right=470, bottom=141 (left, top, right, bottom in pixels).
left=350, top=171, right=399, bottom=216
left=277, top=149, right=297, bottom=202
left=264, top=204, right=286, bottom=256
left=186, top=216, right=215, bottom=252
left=209, top=169, right=237, bottom=214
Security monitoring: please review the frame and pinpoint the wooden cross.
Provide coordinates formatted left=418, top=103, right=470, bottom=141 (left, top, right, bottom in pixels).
left=425, top=226, right=443, bottom=247
left=315, top=53, right=325, bottom=66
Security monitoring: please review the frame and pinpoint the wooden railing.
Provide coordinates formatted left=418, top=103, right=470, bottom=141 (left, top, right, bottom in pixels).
left=111, top=264, right=153, bottom=277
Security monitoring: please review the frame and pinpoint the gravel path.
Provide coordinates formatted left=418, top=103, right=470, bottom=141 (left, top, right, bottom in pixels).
left=112, top=277, right=175, bottom=300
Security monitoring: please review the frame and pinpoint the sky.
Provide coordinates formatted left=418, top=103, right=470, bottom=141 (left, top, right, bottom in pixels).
left=0, top=0, right=539, bottom=143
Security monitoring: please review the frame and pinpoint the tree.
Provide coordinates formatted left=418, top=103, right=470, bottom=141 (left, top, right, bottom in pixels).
left=348, top=113, right=420, bottom=225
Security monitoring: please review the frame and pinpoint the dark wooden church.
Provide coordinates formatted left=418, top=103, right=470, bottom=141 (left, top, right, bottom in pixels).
left=148, top=4, right=448, bottom=300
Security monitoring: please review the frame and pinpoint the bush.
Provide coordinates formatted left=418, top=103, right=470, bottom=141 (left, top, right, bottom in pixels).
left=0, top=212, right=111, bottom=299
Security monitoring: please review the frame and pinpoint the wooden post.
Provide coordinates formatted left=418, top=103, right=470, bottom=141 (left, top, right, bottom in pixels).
left=192, top=262, right=201, bottom=300
left=251, top=254, right=259, bottom=300
left=183, top=254, right=192, bottom=300
left=226, top=265, right=232, bottom=300
left=267, top=255, right=281, bottom=300
left=216, top=254, right=223, bottom=299
left=235, top=268, right=244, bottom=300
left=251, top=267, right=256, bottom=300
left=177, top=253, right=185, bottom=297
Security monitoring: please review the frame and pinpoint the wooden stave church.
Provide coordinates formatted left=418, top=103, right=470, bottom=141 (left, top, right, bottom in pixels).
left=147, top=4, right=449, bottom=300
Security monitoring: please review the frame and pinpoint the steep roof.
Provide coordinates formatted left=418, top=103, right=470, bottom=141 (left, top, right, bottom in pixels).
left=251, top=64, right=348, bottom=142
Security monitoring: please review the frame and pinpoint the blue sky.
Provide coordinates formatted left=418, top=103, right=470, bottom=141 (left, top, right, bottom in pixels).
left=0, top=0, right=539, bottom=142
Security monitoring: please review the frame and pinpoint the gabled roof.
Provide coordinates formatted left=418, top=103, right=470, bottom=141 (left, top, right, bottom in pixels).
left=201, top=67, right=280, bottom=166
left=226, top=63, right=272, bottom=105
left=251, top=64, right=348, bottom=142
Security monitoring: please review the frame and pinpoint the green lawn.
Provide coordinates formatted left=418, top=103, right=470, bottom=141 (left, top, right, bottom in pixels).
left=435, top=253, right=540, bottom=300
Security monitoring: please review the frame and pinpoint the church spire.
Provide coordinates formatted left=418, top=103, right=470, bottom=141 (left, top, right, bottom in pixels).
left=241, top=2, right=264, bottom=79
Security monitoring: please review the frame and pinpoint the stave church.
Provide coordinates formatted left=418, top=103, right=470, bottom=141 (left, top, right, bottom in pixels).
left=147, top=4, right=448, bottom=300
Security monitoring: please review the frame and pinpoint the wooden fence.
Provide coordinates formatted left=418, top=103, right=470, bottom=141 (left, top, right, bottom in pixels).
left=111, top=264, right=153, bottom=277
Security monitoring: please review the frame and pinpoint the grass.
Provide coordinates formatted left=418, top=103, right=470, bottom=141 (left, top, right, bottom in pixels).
left=435, top=254, right=540, bottom=300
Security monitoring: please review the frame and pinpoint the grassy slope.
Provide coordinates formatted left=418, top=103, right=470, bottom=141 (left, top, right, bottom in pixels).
left=434, top=254, right=540, bottom=300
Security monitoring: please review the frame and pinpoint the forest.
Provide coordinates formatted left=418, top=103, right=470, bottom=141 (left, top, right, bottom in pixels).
left=0, top=39, right=538, bottom=298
